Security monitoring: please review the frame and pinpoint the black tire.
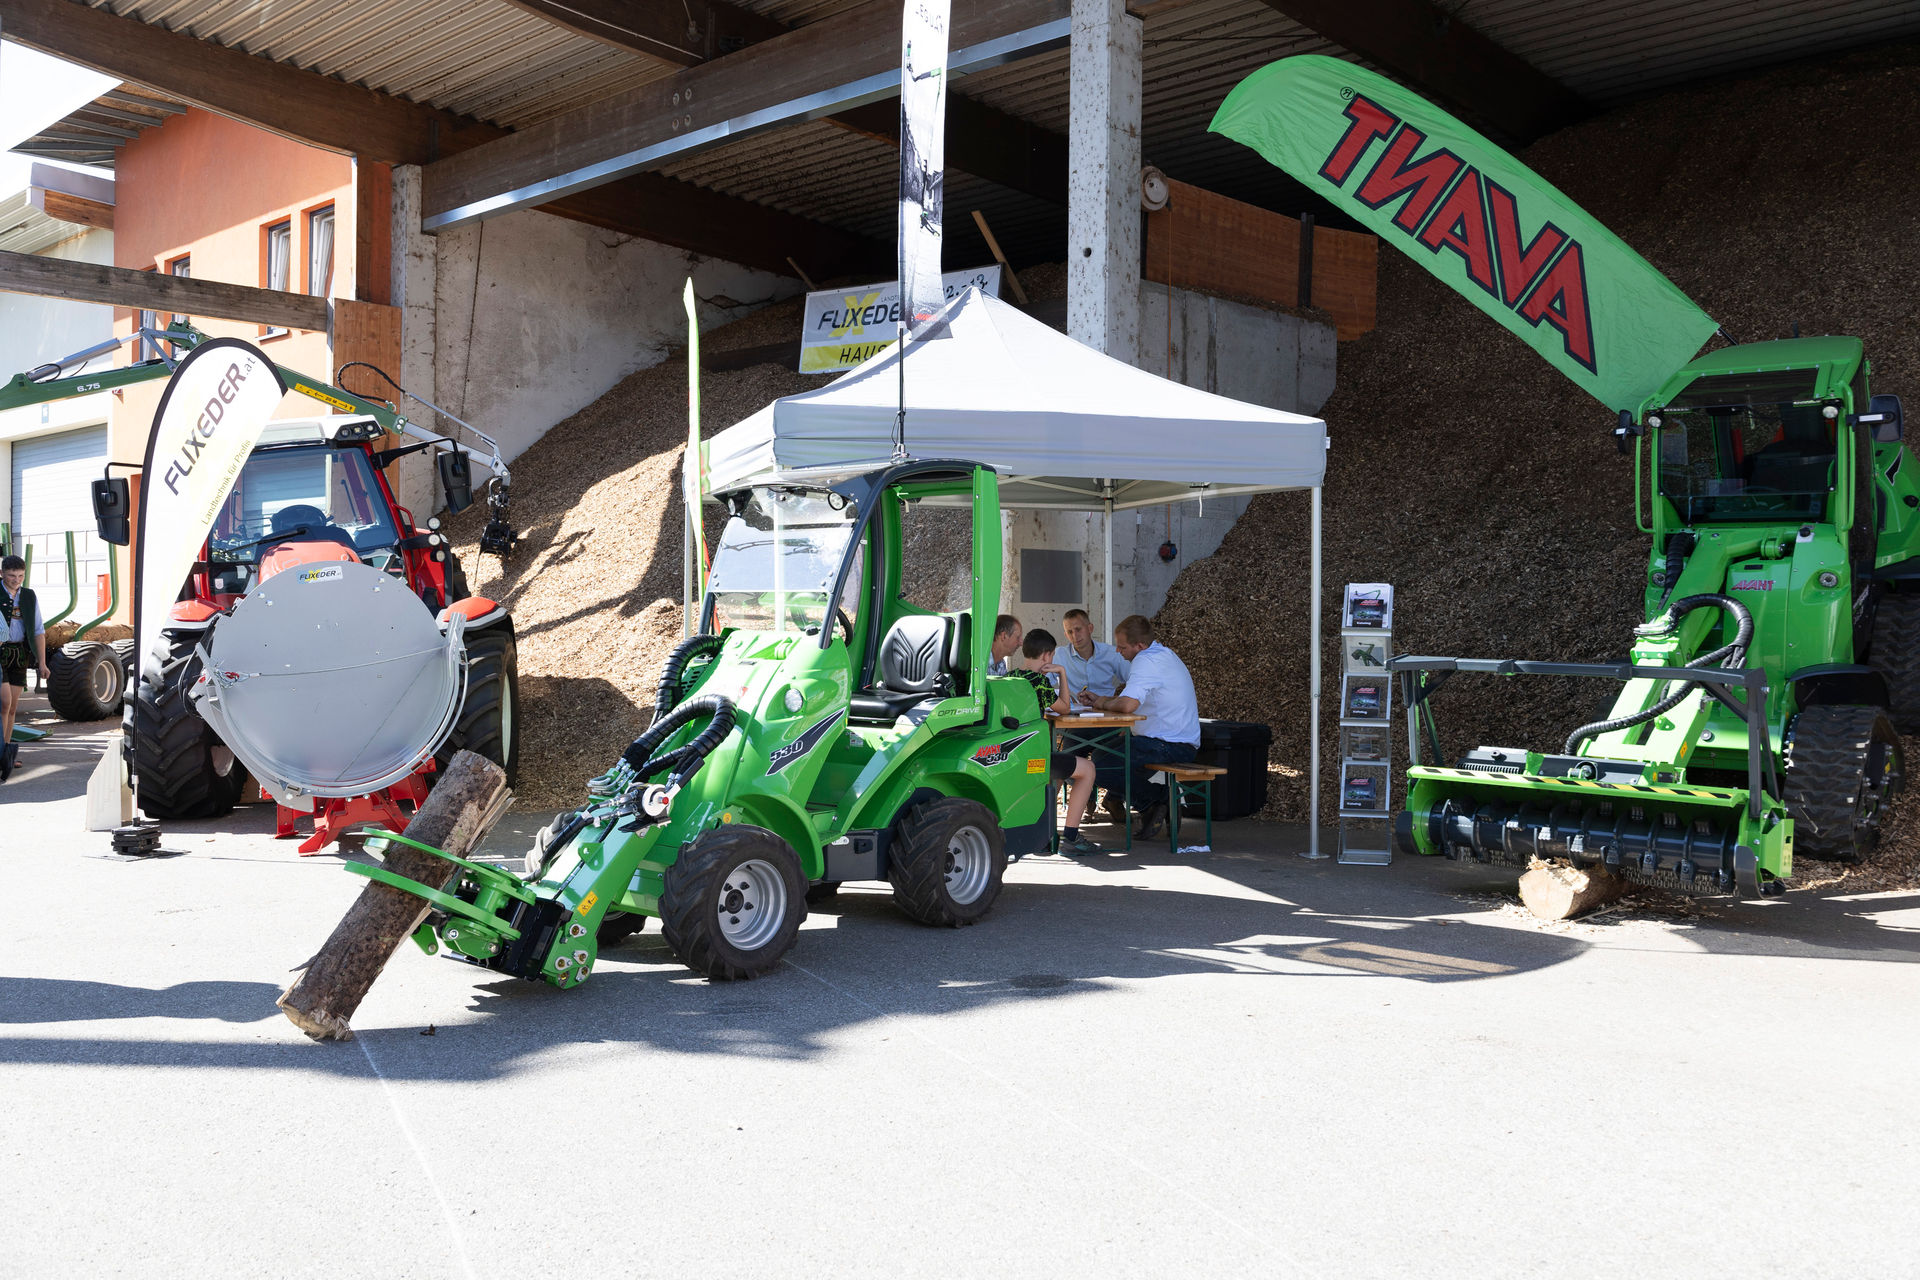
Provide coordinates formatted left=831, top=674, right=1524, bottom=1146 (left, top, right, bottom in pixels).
left=438, top=622, right=518, bottom=786
left=887, top=796, right=1006, bottom=927
left=1870, top=593, right=1920, bottom=733
left=660, top=826, right=806, bottom=979
left=110, top=638, right=137, bottom=692
left=47, top=640, right=123, bottom=721
left=596, top=911, right=649, bottom=946
left=804, top=881, right=843, bottom=904
left=1783, top=705, right=1905, bottom=864
left=131, top=632, right=248, bottom=820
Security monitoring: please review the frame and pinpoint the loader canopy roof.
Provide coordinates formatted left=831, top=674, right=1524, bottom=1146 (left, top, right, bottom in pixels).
left=704, top=288, right=1327, bottom=512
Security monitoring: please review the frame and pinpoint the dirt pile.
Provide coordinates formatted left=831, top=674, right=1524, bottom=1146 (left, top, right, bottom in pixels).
left=1154, top=40, right=1920, bottom=890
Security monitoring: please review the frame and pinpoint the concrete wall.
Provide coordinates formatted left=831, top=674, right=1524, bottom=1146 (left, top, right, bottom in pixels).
left=1003, top=285, right=1335, bottom=640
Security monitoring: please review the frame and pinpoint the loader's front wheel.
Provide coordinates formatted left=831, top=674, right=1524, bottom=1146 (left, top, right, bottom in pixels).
left=660, top=827, right=805, bottom=979
left=438, top=622, right=518, bottom=786
left=887, top=796, right=1006, bottom=927
left=132, top=633, right=248, bottom=820
left=1784, top=705, right=1904, bottom=864
left=596, top=911, right=649, bottom=946
left=47, top=640, right=123, bottom=721
left=1870, top=593, right=1920, bottom=733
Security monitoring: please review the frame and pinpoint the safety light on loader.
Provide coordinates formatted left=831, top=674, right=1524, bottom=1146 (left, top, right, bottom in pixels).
left=784, top=687, right=805, bottom=713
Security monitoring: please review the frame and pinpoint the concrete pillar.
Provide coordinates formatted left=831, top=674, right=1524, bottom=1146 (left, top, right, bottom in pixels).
left=387, top=166, right=441, bottom=518
left=1066, top=0, right=1142, bottom=362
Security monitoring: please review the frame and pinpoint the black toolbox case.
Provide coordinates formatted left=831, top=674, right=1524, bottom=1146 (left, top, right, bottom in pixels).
left=1182, top=719, right=1274, bottom=821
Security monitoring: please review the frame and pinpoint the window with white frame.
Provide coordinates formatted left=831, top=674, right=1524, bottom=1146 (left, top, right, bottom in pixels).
left=307, top=206, right=335, bottom=297
left=266, top=221, right=292, bottom=291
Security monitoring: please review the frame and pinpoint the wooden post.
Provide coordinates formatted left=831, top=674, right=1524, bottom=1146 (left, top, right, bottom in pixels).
left=278, top=751, right=510, bottom=1041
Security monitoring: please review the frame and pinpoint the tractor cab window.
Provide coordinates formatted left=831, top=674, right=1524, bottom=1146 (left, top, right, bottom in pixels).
left=1657, top=396, right=1837, bottom=524
left=708, top=487, right=860, bottom=635
left=209, top=445, right=401, bottom=562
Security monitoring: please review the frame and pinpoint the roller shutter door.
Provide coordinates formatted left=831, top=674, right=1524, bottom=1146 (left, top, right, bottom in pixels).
left=10, top=426, right=109, bottom=595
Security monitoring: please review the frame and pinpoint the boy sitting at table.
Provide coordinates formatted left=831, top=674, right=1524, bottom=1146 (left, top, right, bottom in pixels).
left=1014, top=628, right=1103, bottom=857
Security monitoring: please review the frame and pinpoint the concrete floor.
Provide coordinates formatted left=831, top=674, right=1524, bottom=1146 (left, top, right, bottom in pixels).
left=4, top=691, right=1920, bottom=1278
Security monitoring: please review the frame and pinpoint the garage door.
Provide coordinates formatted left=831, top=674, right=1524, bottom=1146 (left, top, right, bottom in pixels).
left=10, top=425, right=109, bottom=597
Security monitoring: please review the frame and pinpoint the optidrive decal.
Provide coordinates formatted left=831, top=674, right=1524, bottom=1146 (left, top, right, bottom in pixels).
left=971, top=732, right=1036, bottom=768
left=767, top=712, right=845, bottom=775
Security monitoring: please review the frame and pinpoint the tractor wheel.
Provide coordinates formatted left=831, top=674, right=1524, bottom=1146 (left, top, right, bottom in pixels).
left=47, top=640, right=124, bottom=721
left=887, top=796, right=1006, bottom=927
left=1870, top=593, right=1920, bottom=732
left=111, top=638, right=137, bottom=689
left=659, top=826, right=806, bottom=980
left=1783, top=705, right=1905, bottom=864
left=438, top=623, right=518, bottom=786
left=132, top=633, right=249, bottom=820
left=596, top=912, right=649, bottom=946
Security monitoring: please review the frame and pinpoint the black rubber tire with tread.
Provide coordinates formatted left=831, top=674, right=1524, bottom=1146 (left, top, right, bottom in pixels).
left=131, top=632, right=248, bottom=820
left=1784, top=704, right=1905, bottom=864
left=110, top=638, right=137, bottom=690
left=887, top=796, right=1006, bottom=927
left=1870, top=593, right=1920, bottom=733
left=596, top=912, right=649, bottom=946
left=437, top=622, right=519, bottom=786
left=660, top=826, right=806, bottom=979
left=47, top=640, right=123, bottom=721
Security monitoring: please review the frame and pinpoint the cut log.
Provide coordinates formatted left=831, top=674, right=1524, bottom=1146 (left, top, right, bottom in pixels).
left=278, top=751, right=511, bottom=1041
left=1518, top=858, right=1626, bottom=922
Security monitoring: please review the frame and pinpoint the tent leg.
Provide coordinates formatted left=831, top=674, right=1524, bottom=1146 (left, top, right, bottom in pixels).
left=1102, top=496, right=1114, bottom=636
left=1301, top=484, right=1327, bottom=859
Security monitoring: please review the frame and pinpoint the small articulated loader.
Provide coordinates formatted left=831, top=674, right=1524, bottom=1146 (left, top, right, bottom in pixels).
left=1395, top=338, right=1914, bottom=893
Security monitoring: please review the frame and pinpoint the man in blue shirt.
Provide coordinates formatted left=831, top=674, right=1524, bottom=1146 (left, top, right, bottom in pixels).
left=1079, top=614, right=1199, bottom=841
left=1058, top=608, right=1129, bottom=706
left=1, top=554, right=49, bottom=783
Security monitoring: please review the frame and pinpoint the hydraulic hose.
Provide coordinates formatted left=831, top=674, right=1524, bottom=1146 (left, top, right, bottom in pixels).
left=655, top=633, right=725, bottom=719
left=1562, top=593, right=1754, bottom=755
left=621, top=693, right=737, bottom=784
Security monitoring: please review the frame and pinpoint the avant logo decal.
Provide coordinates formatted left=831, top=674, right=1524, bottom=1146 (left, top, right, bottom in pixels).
left=1730, top=579, right=1775, bottom=592
left=971, top=732, right=1037, bottom=768
left=767, top=712, right=845, bottom=775
left=1320, top=95, right=1596, bottom=373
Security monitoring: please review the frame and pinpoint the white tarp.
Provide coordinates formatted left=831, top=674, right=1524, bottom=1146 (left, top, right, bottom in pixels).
left=711, top=287, right=1327, bottom=508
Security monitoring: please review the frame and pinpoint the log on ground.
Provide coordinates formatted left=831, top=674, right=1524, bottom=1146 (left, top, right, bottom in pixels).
left=278, top=750, right=511, bottom=1041
left=1518, top=858, right=1626, bottom=922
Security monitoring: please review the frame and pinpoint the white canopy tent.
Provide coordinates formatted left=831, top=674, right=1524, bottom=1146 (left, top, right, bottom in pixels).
left=700, top=288, right=1330, bottom=855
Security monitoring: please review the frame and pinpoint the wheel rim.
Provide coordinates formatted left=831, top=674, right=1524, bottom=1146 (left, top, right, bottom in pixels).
left=717, top=858, right=787, bottom=952
left=499, top=673, right=514, bottom=761
left=211, top=745, right=237, bottom=779
left=944, top=824, right=992, bottom=905
left=90, top=653, right=121, bottom=704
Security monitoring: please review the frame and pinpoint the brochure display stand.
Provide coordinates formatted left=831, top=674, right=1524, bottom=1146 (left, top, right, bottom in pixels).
left=1337, top=583, right=1395, bottom=866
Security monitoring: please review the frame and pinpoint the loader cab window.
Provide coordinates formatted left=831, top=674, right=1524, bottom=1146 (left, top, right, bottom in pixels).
left=707, top=487, right=861, bottom=636
left=1656, top=393, right=1837, bottom=524
left=209, top=445, right=401, bottom=563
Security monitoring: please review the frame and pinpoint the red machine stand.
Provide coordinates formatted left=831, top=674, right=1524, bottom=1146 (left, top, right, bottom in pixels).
left=277, top=766, right=436, bottom=855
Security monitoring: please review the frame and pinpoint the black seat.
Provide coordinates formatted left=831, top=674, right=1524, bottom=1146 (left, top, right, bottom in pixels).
left=850, top=614, right=954, bottom=722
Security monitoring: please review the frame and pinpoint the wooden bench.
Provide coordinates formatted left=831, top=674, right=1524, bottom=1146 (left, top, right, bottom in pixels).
left=1155, top=763, right=1228, bottom=852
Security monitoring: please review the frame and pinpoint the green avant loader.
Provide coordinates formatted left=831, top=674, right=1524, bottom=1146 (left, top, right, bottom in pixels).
left=351, top=459, right=1053, bottom=984
left=1394, top=337, right=1916, bottom=894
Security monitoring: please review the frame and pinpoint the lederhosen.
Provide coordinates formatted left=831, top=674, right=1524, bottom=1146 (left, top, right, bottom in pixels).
left=0, top=585, right=37, bottom=686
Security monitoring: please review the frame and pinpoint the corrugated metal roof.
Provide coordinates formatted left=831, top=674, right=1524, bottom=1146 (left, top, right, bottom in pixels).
left=8, top=83, right=184, bottom=170
left=0, top=189, right=97, bottom=254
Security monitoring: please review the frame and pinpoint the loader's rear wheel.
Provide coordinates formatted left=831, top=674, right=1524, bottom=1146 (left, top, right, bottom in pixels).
left=1870, top=593, right=1920, bottom=733
left=1784, top=705, right=1904, bottom=864
left=596, top=912, right=649, bottom=946
left=111, top=638, right=136, bottom=688
left=47, top=640, right=123, bottom=721
left=660, top=826, right=805, bottom=979
left=887, top=796, right=1005, bottom=927
left=132, top=633, right=248, bottom=820
left=437, top=623, right=518, bottom=786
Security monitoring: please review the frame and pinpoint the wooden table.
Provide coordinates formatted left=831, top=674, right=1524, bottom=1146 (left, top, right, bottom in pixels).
left=1052, top=712, right=1145, bottom=850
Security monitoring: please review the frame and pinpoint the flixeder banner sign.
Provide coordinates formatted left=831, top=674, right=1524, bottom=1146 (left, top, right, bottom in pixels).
left=1211, top=56, right=1717, bottom=411
left=798, top=266, right=1000, bottom=373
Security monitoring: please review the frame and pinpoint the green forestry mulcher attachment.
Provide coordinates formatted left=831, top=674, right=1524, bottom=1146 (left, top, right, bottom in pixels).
left=1393, top=336, right=1916, bottom=894
left=355, top=459, right=1055, bottom=984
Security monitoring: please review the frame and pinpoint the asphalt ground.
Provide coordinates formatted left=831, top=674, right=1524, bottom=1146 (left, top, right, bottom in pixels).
left=4, top=690, right=1919, bottom=1278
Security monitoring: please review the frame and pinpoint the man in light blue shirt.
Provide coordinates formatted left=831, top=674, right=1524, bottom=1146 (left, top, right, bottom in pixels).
left=1058, top=608, right=1129, bottom=705
left=1079, top=614, right=1199, bottom=840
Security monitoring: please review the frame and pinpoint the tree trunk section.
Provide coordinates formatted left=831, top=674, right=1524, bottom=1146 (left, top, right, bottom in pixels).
left=278, top=751, right=511, bottom=1041
left=1519, top=858, right=1625, bottom=922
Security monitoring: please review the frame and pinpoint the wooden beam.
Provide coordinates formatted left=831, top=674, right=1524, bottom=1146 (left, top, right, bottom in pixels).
left=0, top=249, right=330, bottom=331
left=29, top=189, right=115, bottom=232
left=1251, top=0, right=1588, bottom=141
left=421, top=0, right=1070, bottom=230
left=500, top=0, right=784, bottom=66
left=0, top=0, right=886, bottom=277
left=353, top=161, right=393, bottom=306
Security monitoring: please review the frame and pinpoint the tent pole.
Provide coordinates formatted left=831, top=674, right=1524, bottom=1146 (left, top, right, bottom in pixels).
left=1103, top=491, right=1115, bottom=636
left=1302, top=484, right=1327, bottom=859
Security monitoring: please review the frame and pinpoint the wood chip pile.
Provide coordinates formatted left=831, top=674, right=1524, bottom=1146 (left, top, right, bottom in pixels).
left=1152, top=40, right=1920, bottom=889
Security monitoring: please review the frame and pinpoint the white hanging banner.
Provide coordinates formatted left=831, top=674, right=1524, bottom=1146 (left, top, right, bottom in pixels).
left=898, top=0, right=951, bottom=338
left=796, top=265, right=1000, bottom=373
left=133, top=338, right=288, bottom=684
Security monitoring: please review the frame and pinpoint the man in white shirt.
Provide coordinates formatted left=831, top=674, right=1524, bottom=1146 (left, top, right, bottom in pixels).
left=1057, top=608, right=1129, bottom=705
left=1079, top=614, right=1199, bottom=840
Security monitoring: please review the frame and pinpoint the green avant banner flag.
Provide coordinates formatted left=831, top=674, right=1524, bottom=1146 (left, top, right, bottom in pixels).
left=1211, top=56, right=1717, bottom=411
